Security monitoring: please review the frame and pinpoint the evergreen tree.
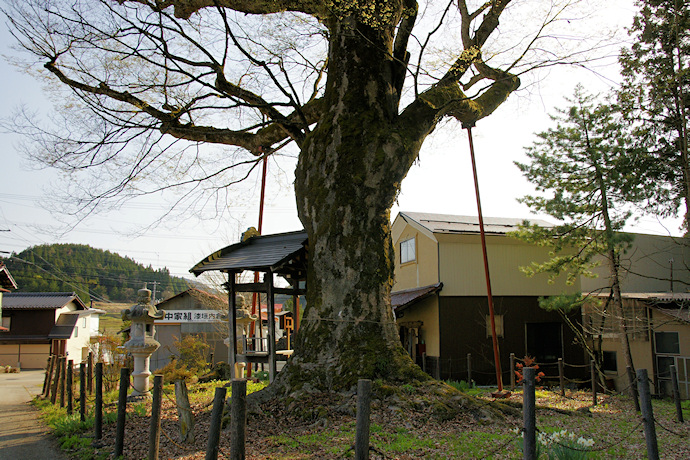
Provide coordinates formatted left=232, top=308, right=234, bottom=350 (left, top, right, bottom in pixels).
left=513, top=86, right=654, bottom=401
left=618, top=0, right=690, bottom=229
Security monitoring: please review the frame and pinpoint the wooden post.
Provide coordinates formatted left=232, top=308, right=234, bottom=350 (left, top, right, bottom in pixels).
left=422, top=352, right=427, bottom=374
left=670, top=365, right=684, bottom=423
left=590, top=360, right=597, bottom=406
left=558, top=358, right=565, bottom=397
left=628, top=365, right=641, bottom=412
left=230, top=379, right=247, bottom=460
left=50, top=357, right=61, bottom=404
left=175, top=379, right=195, bottom=443
left=42, top=355, right=54, bottom=397
left=59, top=357, right=66, bottom=408
left=523, top=367, right=536, bottom=460
left=79, top=363, right=86, bottom=422
left=466, top=353, right=472, bottom=384
left=95, top=362, right=103, bottom=440
left=266, top=271, right=277, bottom=383
left=148, top=375, right=163, bottom=460
left=637, top=369, right=659, bottom=460
left=355, top=379, right=372, bottom=460
left=510, top=353, right=516, bottom=390
left=66, top=359, right=74, bottom=415
left=228, top=275, right=237, bottom=379
left=205, top=386, right=227, bottom=460
left=87, top=352, right=94, bottom=394
left=114, top=367, right=129, bottom=458
left=210, top=352, right=214, bottom=367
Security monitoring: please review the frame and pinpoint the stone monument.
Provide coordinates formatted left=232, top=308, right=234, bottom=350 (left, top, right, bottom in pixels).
left=122, top=288, right=165, bottom=398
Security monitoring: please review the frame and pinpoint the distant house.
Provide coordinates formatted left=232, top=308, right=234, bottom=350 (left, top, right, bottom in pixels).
left=150, top=288, right=229, bottom=370
left=0, top=292, right=104, bottom=368
left=391, top=212, right=585, bottom=383
left=0, top=263, right=19, bottom=332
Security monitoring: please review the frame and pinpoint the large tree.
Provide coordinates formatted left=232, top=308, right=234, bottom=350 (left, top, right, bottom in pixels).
left=4, top=0, right=601, bottom=393
left=618, top=0, right=690, bottom=230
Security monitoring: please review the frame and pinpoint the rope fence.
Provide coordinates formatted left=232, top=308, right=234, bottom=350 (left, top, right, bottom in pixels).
left=37, top=351, right=689, bottom=460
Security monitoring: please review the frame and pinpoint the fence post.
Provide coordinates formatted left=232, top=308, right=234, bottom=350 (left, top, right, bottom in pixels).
left=590, top=360, right=597, bottom=406
left=148, top=374, right=163, bottom=460
left=627, top=365, right=641, bottom=412
left=42, top=355, right=54, bottom=397
left=467, top=353, right=472, bottom=384
left=175, top=379, right=195, bottom=443
left=557, top=358, right=565, bottom=397
left=59, top=357, right=67, bottom=408
left=355, top=379, right=372, bottom=460
left=88, top=352, right=94, bottom=394
left=230, top=379, right=247, bottom=460
left=114, top=367, right=130, bottom=457
left=48, top=356, right=59, bottom=402
left=205, top=386, right=227, bottom=460
left=670, top=365, right=684, bottom=423
left=80, top=363, right=86, bottom=422
left=637, top=369, right=659, bottom=460
left=95, top=362, right=103, bottom=440
left=523, top=367, right=536, bottom=460
left=67, top=360, right=74, bottom=415
left=422, top=352, right=427, bottom=374
left=510, top=353, right=516, bottom=390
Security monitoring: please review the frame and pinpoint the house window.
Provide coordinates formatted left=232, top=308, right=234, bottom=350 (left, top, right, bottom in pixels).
left=602, top=351, right=617, bottom=373
left=486, top=315, right=504, bottom=338
left=400, top=238, right=416, bottom=264
left=82, top=317, right=87, bottom=328
left=655, top=332, right=680, bottom=355
left=74, top=324, right=78, bottom=338
left=1, top=316, right=10, bottom=330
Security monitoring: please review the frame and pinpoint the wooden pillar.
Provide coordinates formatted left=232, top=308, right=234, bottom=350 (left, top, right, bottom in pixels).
left=292, top=279, right=301, bottom=333
left=228, top=273, right=237, bottom=379
left=266, top=271, right=277, bottom=383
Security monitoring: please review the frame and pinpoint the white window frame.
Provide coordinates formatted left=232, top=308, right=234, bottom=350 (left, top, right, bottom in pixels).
left=400, top=237, right=416, bottom=264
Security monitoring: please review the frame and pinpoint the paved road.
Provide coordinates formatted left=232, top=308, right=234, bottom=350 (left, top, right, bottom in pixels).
left=0, top=370, right=67, bottom=460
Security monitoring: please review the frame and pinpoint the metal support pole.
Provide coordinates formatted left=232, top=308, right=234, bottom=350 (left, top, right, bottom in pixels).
left=464, top=123, right=503, bottom=391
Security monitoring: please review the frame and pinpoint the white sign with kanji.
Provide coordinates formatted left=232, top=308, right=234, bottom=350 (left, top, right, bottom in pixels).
left=156, top=310, right=225, bottom=323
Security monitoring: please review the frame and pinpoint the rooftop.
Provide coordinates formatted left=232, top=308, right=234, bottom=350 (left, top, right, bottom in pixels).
left=398, top=211, right=553, bottom=235
left=2, top=292, right=87, bottom=310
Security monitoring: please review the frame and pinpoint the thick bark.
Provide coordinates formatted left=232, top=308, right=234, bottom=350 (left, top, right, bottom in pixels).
left=280, top=12, right=430, bottom=392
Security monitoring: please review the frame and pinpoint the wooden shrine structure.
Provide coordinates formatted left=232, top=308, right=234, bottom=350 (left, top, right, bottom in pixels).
left=190, top=230, right=307, bottom=382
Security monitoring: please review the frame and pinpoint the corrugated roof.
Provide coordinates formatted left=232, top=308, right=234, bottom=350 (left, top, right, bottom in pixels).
left=399, top=212, right=554, bottom=235
left=2, top=292, right=87, bottom=310
left=48, top=314, right=79, bottom=339
left=392, top=283, right=443, bottom=311
left=191, top=230, right=308, bottom=275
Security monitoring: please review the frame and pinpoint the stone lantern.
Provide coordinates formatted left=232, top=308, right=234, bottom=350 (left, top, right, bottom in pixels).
left=122, top=288, right=165, bottom=398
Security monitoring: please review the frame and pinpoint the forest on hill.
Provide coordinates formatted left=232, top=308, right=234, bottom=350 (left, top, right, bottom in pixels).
left=1, top=243, right=190, bottom=304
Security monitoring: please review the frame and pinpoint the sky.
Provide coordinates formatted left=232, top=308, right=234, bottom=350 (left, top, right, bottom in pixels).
left=0, top=1, right=683, bottom=286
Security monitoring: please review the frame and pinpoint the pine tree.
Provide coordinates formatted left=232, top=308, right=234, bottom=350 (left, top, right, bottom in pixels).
left=513, top=86, right=655, bottom=402
left=618, top=0, right=690, bottom=229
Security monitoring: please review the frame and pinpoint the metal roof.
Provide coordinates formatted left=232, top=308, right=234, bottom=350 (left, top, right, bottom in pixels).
left=48, top=314, right=79, bottom=339
left=2, top=292, right=87, bottom=310
left=191, top=230, right=308, bottom=276
left=399, top=212, right=554, bottom=235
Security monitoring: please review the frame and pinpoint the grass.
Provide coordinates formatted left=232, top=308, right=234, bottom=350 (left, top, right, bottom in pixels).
left=34, top=381, right=690, bottom=459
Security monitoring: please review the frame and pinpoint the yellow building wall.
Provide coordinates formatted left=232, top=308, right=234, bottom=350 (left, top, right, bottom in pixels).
left=397, top=296, right=440, bottom=357
left=436, top=233, right=579, bottom=296
left=582, top=233, right=690, bottom=293
left=392, top=221, right=439, bottom=291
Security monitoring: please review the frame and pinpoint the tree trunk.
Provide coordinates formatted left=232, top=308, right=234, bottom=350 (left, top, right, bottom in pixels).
left=277, top=17, right=429, bottom=393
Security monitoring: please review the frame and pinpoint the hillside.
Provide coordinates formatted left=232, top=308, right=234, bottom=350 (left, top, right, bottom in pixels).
left=1, top=243, right=190, bottom=304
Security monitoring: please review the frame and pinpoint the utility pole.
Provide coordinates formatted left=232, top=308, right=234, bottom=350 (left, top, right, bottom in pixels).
left=149, top=281, right=160, bottom=304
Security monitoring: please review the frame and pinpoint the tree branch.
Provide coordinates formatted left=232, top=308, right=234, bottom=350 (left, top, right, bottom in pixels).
left=122, top=0, right=326, bottom=19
